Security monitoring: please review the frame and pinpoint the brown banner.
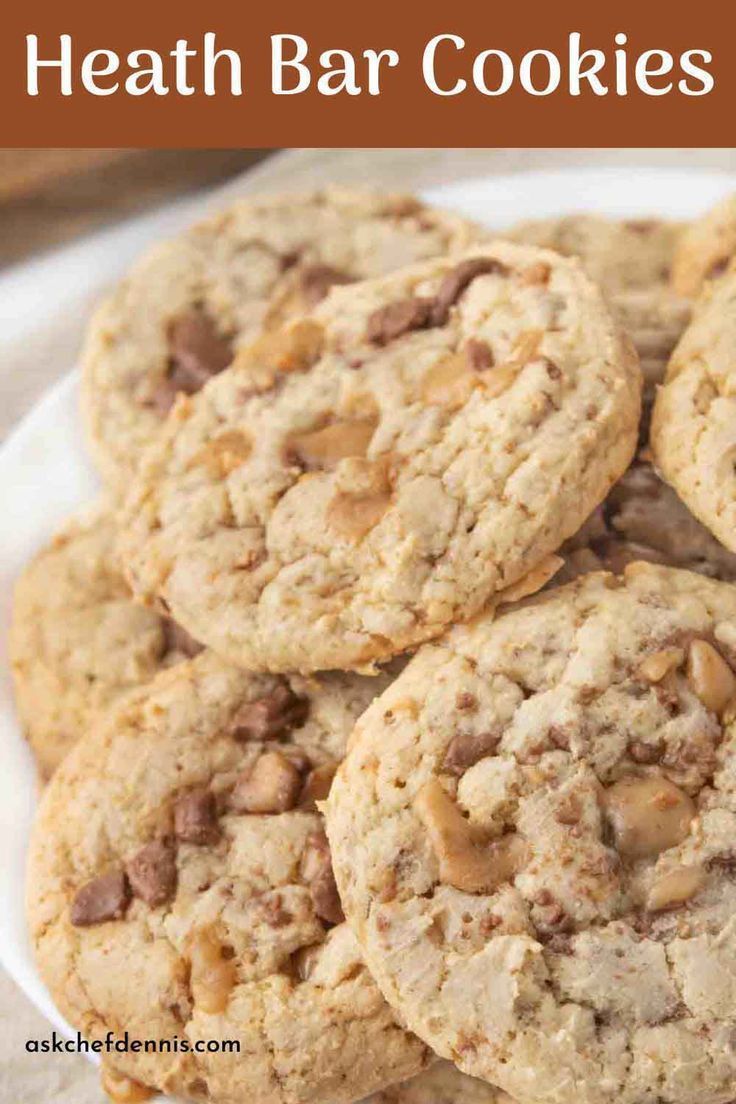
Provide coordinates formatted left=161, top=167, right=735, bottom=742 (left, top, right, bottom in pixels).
left=1, top=0, right=733, bottom=146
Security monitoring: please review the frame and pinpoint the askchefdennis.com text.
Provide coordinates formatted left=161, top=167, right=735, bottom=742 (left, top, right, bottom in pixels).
left=25, top=1030, right=240, bottom=1055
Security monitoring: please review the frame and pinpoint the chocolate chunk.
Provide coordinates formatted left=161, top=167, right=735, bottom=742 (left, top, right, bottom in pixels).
left=299, top=264, right=354, bottom=308
left=301, top=832, right=345, bottom=926
left=280, top=249, right=302, bottom=272
left=229, top=685, right=310, bottom=741
left=442, top=729, right=502, bottom=776
left=161, top=617, right=203, bottom=659
left=430, top=258, right=509, bottom=327
left=151, top=308, right=233, bottom=416
left=173, top=787, right=220, bottom=845
left=70, top=869, right=131, bottom=927
left=465, top=339, right=494, bottom=371
left=169, top=309, right=233, bottom=389
left=126, top=838, right=177, bottom=907
left=366, top=297, right=433, bottom=344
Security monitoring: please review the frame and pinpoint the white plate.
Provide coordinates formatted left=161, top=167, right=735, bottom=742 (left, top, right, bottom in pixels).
left=2, top=165, right=735, bottom=1050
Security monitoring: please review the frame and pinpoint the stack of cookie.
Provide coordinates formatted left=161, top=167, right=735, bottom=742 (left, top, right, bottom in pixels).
left=14, top=187, right=736, bottom=1104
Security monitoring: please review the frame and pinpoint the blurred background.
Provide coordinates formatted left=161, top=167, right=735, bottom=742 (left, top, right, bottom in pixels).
left=0, top=150, right=273, bottom=268
left=5, top=148, right=736, bottom=269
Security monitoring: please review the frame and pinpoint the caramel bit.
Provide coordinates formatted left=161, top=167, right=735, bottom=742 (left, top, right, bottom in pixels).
left=327, top=489, right=391, bottom=542
left=430, top=258, right=509, bottom=326
left=366, top=296, right=433, bottom=344
left=101, top=1065, right=155, bottom=1103
left=443, top=730, right=502, bottom=776
left=521, top=261, right=552, bottom=286
left=173, top=787, right=221, bottom=845
left=230, top=751, right=303, bottom=814
left=326, top=458, right=392, bottom=542
left=686, top=639, right=736, bottom=715
left=301, top=761, right=338, bottom=809
left=286, top=418, right=377, bottom=470
left=126, top=838, right=177, bottom=907
left=189, top=926, right=236, bottom=1014
left=638, top=647, right=685, bottom=684
left=421, top=353, right=477, bottom=409
left=236, top=319, right=324, bottom=376
left=420, top=340, right=497, bottom=408
left=190, top=429, right=252, bottom=478
left=229, top=684, right=310, bottom=741
left=482, top=362, right=525, bottom=400
left=70, top=869, right=131, bottom=927
left=301, top=832, right=345, bottom=925
left=414, top=779, right=527, bottom=894
left=646, top=865, right=705, bottom=912
left=506, top=328, right=544, bottom=372
left=604, top=775, right=695, bottom=859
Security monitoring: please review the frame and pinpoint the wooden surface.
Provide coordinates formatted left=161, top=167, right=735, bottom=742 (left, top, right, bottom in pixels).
left=0, top=150, right=271, bottom=267
left=3, top=146, right=736, bottom=1102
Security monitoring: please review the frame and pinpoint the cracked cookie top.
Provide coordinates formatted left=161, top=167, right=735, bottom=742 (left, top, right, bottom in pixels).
left=118, top=243, right=640, bottom=674
left=651, top=266, right=736, bottom=553
left=326, top=564, right=736, bottom=1104
left=81, top=187, right=482, bottom=492
left=9, top=507, right=201, bottom=778
left=28, top=650, right=428, bottom=1104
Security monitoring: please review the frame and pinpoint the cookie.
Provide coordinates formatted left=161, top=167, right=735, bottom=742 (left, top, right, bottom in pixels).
left=81, top=188, right=482, bottom=492
left=326, top=564, right=736, bottom=1104
left=505, top=214, right=682, bottom=295
left=651, top=268, right=736, bottom=552
left=28, top=650, right=428, bottom=1104
left=505, top=215, right=690, bottom=413
left=671, top=194, right=736, bottom=297
left=118, top=243, right=641, bottom=674
left=558, top=460, right=736, bottom=584
left=9, top=508, right=201, bottom=778
left=371, top=1063, right=512, bottom=1104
